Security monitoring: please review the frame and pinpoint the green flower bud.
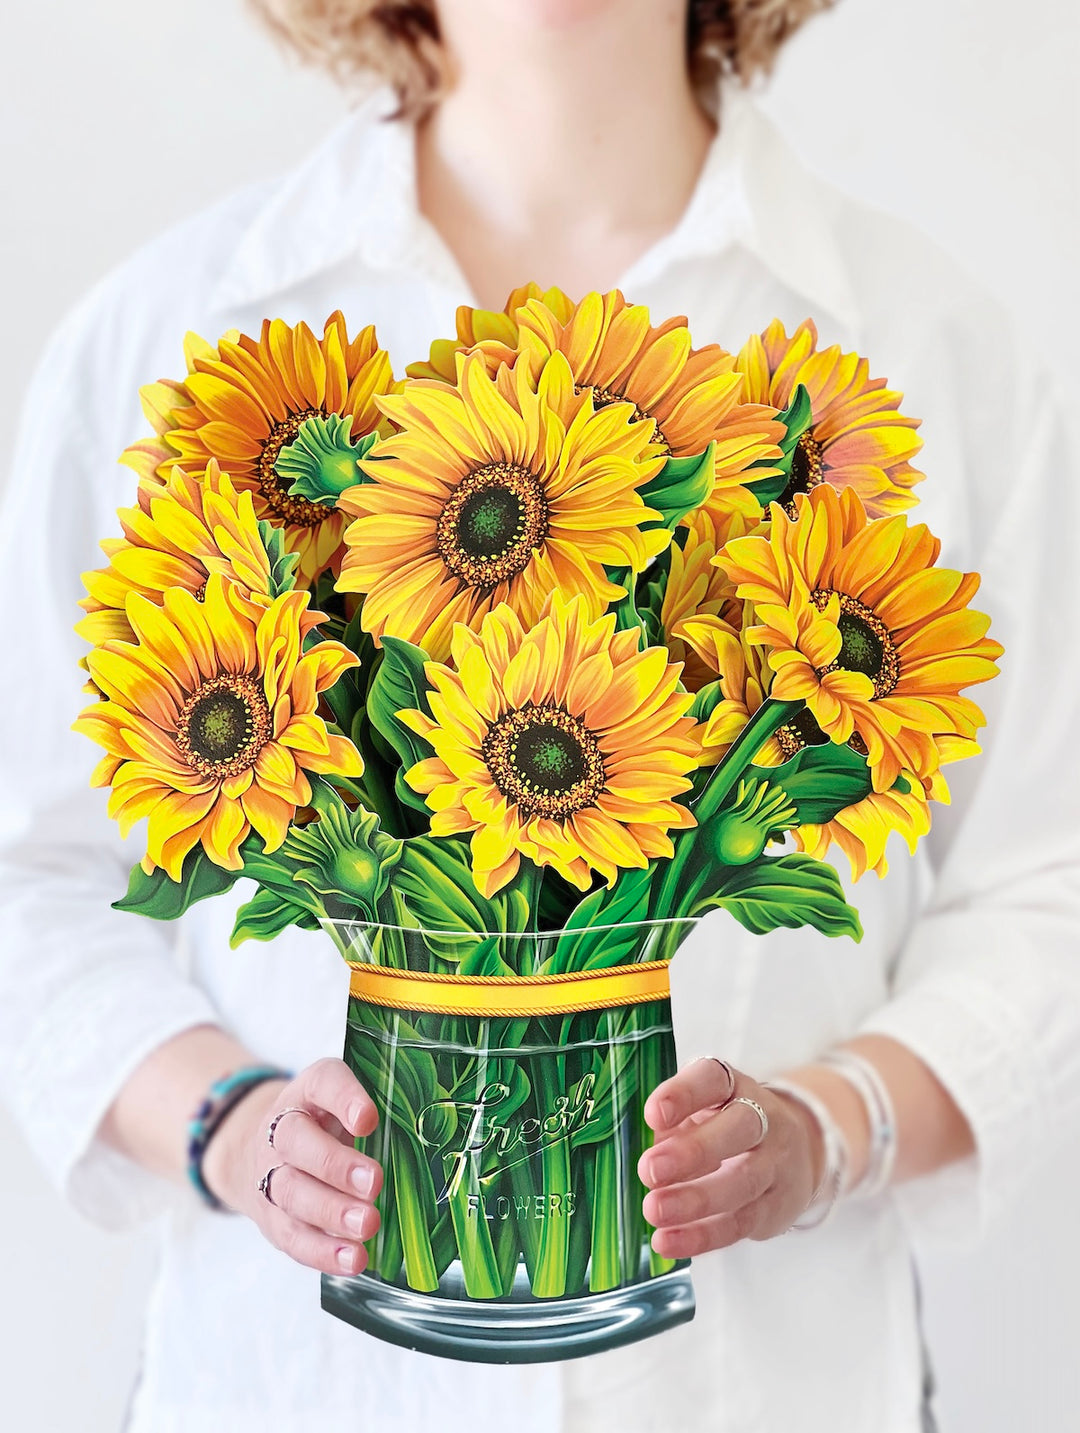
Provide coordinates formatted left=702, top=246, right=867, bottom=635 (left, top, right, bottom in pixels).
left=275, top=414, right=377, bottom=508
left=712, top=778, right=798, bottom=866
left=327, top=843, right=383, bottom=903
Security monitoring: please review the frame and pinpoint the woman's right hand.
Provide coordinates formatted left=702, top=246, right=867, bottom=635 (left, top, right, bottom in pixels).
left=201, top=1057, right=383, bottom=1277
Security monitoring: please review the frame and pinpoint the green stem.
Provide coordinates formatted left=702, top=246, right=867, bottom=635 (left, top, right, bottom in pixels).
left=510, top=1154, right=542, bottom=1285
left=692, top=698, right=802, bottom=824
left=651, top=699, right=801, bottom=921
left=531, top=1054, right=573, bottom=1297
left=371, top=1137, right=404, bottom=1283
left=391, top=1139, right=439, bottom=1292
left=620, top=1006, right=648, bottom=1284
left=429, top=1210, right=457, bottom=1280
left=447, top=1169, right=503, bottom=1298
left=493, top=1201, right=520, bottom=1296
left=641, top=1021, right=676, bottom=1279
left=589, top=1139, right=622, bottom=1293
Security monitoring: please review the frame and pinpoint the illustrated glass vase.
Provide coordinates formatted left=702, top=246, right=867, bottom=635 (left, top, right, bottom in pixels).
left=319, top=918, right=699, bottom=1363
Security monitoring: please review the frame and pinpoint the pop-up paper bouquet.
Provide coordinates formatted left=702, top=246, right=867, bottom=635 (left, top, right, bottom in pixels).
left=76, top=288, right=1001, bottom=1362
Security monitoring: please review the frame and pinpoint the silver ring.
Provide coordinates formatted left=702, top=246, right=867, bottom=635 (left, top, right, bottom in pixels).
left=707, top=1057, right=737, bottom=1108
left=730, top=1096, right=769, bottom=1148
left=267, top=1106, right=308, bottom=1148
left=258, top=1163, right=285, bottom=1205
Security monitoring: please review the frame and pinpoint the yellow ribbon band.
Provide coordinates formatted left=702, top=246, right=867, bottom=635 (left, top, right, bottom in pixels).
left=347, top=960, right=671, bottom=1018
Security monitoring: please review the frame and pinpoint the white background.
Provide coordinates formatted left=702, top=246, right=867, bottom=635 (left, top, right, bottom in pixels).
left=1, top=1, right=1077, bottom=1428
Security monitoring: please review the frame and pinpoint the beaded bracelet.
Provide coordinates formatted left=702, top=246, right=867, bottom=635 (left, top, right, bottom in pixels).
left=187, top=1064, right=294, bottom=1212
left=764, top=1078, right=851, bottom=1230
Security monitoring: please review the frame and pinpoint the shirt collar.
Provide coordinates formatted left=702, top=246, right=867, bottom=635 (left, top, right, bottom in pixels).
left=211, top=82, right=861, bottom=336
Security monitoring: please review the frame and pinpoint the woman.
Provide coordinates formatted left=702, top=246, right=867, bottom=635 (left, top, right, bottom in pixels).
left=1, top=2, right=1076, bottom=1430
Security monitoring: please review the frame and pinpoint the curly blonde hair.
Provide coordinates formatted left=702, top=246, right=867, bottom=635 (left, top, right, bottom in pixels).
left=249, top=1, right=837, bottom=119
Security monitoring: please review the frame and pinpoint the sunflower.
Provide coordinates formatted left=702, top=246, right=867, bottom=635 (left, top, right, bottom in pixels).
left=795, top=732, right=982, bottom=880
left=121, top=313, right=400, bottom=585
left=74, top=576, right=362, bottom=879
left=660, top=509, right=759, bottom=691
left=405, top=283, right=574, bottom=382
left=398, top=594, right=702, bottom=896
left=796, top=774, right=929, bottom=881
left=336, top=350, right=670, bottom=662
left=407, top=287, right=785, bottom=535
left=675, top=608, right=786, bottom=765
left=717, top=484, right=1002, bottom=792
left=512, top=289, right=784, bottom=531
left=77, top=460, right=282, bottom=647
left=735, top=317, right=924, bottom=518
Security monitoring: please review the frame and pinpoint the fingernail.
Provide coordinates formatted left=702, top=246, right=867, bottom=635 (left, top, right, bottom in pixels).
left=347, top=1101, right=367, bottom=1132
left=656, top=1097, right=675, bottom=1126
left=336, top=1245, right=356, bottom=1273
left=344, top=1206, right=368, bottom=1237
left=649, top=1154, right=673, bottom=1185
left=350, top=1163, right=375, bottom=1198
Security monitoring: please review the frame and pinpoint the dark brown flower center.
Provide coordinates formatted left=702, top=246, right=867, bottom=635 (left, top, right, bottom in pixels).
left=258, top=408, right=335, bottom=528
left=436, top=463, right=549, bottom=592
left=176, top=673, right=271, bottom=779
left=776, top=431, right=826, bottom=516
left=811, top=590, right=900, bottom=698
left=774, top=706, right=831, bottom=761
left=482, top=703, right=606, bottom=821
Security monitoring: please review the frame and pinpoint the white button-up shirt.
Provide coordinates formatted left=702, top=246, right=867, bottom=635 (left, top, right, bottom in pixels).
left=1, top=83, right=1078, bottom=1433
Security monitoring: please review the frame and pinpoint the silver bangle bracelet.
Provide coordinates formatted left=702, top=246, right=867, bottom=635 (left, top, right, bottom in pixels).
left=820, top=1049, right=898, bottom=1200
left=764, top=1078, right=850, bottom=1231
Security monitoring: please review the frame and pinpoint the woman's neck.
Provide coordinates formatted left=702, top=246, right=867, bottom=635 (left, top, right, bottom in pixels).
left=416, top=1, right=715, bottom=308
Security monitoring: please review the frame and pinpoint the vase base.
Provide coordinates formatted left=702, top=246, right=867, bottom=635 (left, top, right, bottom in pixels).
left=321, top=1262, right=695, bottom=1364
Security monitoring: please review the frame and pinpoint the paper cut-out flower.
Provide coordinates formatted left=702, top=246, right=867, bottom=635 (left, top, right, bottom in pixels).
left=409, top=286, right=785, bottom=538
left=796, top=773, right=931, bottom=881
left=121, top=313, right=400, bottom=586
left=74, top=576, right=362, bottom=878
left=336, top=350, right=670, bottom=662
left=399, top=594, right=702, bottom=896
left=661, top=511, right=756, bottom=691
left=674, top=610, right=787, bottom=767
left=718, top=484, right=1002, bottom=792
left=735, top=317, right=924, bottom=518
left=77, top=461, right=282, bottom=647
left=794, top=731, right=981, bottom=880
left=405, top=282, right=569, bottom=383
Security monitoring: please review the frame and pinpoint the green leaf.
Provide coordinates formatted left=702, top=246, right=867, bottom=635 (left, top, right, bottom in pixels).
left=704, top=852, right=862, bottom=941
left=747, top=741, right=873, bottom=827
left=638, top=443, right=715, bottom=530
left=230, top=887, right=320, bottom=947
left=456, top=936, right=517, bottom=979
left=393, top=835, right=532, bottom=942
left=547, top=867, right=658, bottom=972
left=633, top=546, right=672, bottom=649
left=256, top=519, right=301, bottom=598
left=322, top=616, right=377, bottom=735
left=113, top=845, right=246, bottom=920
left=321, top=622, right=417, bottom=833
left=689, top=680, right=723, bottom=723
left=744, top=384, right=814, bottom=508
left=367, top=637, right=435, bottom=817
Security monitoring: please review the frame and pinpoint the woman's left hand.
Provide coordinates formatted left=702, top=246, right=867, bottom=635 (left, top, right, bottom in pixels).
left=638, top=1057, right=824, bottom=1257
